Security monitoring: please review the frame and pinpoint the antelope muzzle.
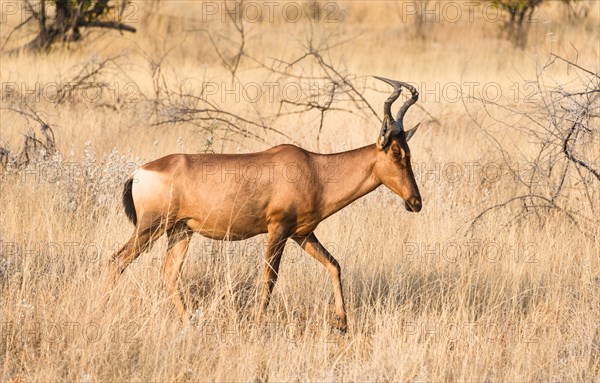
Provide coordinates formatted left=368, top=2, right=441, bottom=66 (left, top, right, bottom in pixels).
left=405, top=196, right=422, bottom=213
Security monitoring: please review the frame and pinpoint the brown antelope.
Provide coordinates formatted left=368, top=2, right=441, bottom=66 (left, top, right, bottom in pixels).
left=107, top=77, right=422, bottom=333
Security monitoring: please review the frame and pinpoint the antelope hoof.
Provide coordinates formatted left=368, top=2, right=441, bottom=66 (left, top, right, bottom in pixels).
left=335, top=315, right=348, bottom=335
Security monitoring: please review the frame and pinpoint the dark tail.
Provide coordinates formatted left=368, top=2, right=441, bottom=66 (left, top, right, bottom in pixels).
left=122, top=178, right=137, bottom=226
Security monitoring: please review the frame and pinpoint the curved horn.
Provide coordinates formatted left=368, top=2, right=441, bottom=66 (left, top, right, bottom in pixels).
left=374, top=76, right=402, bottom=148
left=374, top=76, right=402, bottom=124
left=394, top=81, right=419, bottom=127
left=374, top=76, right=419, bottom=130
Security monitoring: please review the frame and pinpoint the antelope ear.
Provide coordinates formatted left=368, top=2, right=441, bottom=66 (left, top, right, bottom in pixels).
left=405, top=122, right=421, bottom=142
left=377, top=115, right=394, bottom=149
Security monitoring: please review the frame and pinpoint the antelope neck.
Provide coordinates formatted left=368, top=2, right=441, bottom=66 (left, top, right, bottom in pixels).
left=315, top=144, right=381, bottom=219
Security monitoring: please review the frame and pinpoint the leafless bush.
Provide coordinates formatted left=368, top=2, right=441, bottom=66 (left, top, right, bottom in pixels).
left=183, top=9, right=437, bottom=149
left=248, top=28, right=384, bottom=147
left=1, top=55, right=128, bottom=106
left=2, top=0, right=136, bottom=52
left=144, top=15, right=373, bottom=147
left=0, top=106, right=140, bottom=218
left=466, top=52, right=599, bottom=235
left=0, top=105, right=57, bottom=169
left=1, top=55, right=135, bottom=203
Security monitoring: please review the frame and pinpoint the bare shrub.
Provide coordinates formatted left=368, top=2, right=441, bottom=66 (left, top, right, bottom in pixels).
left=1, top=55, right=130, bottom=108
left=3, top=0, right=136, bottom=52
left=0, top=105, right=57, bottom=169
left=466, top=52, right=599, bottom=234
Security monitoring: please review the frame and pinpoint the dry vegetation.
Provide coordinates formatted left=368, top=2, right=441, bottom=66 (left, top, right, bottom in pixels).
left=1, top=1, right=599, bottom=381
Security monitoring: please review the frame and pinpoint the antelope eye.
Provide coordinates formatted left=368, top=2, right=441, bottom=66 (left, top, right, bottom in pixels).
left=392, top=146, right=403, bottom=158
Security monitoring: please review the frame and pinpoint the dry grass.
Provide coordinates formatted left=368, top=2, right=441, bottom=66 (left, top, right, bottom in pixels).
left=1, top=1, right=599, bottom=381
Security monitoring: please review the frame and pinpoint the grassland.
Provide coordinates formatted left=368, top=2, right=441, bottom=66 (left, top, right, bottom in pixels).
left=0, top=1, right=599, bottom=381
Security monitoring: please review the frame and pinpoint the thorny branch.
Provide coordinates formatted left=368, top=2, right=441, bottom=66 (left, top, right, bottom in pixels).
left=465, top=52, right=599, bottom=234
left=0, top=104, right=57, bottom=169
left=190, top=10, right=437, bottom=149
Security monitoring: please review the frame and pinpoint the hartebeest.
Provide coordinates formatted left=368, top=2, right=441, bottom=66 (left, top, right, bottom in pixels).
left=107, top=77, right=422, bottom=333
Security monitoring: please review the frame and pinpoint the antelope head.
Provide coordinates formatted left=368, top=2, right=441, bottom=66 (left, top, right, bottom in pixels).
left=373, top=76, right=422, bottom=213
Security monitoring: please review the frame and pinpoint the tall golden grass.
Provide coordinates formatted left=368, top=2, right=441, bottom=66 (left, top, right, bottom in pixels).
left=1, top=1, right=599, bottom=381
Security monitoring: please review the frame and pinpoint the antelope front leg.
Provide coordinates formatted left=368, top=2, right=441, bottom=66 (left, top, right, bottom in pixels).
left=256, top=226, right=288, bottom=322
left=293, top=233, right=347, bottom=334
